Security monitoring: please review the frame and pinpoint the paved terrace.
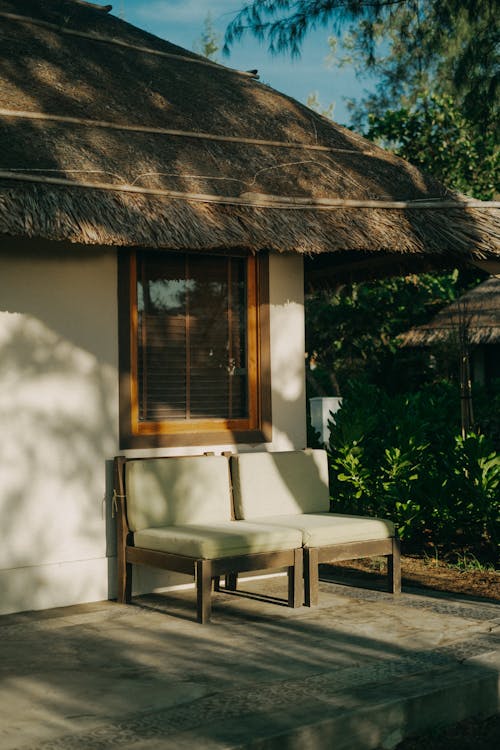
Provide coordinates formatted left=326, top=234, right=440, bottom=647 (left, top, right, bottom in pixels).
left=1, top=572, right=499, bottom=750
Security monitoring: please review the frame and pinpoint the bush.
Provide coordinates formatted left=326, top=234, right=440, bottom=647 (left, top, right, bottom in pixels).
left=326, top=381, right=500, bottom=565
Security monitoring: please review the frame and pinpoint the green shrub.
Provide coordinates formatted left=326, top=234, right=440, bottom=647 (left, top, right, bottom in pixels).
left=327, top=381, right=500, bottom=565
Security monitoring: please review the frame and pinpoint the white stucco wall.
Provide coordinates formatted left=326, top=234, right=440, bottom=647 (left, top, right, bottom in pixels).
left=0, top=246, right=119, bottom=614
left=0, top=246, right=305, bottom=614
left=267, top=252, right=307, bottom=451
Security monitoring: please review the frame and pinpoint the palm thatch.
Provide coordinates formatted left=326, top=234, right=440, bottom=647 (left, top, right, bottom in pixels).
left=0, top=0, right=499, bottom=280
left=400, top=276, right=500, bottom=347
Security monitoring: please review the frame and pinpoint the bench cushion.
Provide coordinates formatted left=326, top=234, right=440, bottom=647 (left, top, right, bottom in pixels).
left=239, top=513, right=395, bottom=548
left=134, top=522, right=303, bottom=559
left=125, top=455, right=231, bottom=532
left=231, top=450, right=330, bottom=520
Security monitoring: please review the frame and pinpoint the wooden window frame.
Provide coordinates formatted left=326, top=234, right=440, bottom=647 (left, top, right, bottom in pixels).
left=118, top=250, right=272, bottom=448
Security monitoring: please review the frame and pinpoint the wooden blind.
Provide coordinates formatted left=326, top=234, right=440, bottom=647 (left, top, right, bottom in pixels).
left=136, top=252, right=248, bottom=422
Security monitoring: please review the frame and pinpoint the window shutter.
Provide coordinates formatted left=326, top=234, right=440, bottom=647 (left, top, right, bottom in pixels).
left=136, top=253, right=248, bottom=422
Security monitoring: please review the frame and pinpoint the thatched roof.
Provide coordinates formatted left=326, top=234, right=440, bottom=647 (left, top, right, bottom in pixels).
left=1, top=0, right=499, bottom=279
left=400, top=276, right=500, bottom=347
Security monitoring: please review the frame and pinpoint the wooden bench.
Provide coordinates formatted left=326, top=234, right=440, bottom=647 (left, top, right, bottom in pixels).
left=113, top=454, right=303, bottom=623
left=230, top=449, right=401, bottom=605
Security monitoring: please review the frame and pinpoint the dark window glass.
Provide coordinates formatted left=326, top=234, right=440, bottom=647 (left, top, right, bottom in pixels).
left=136, top=253, right=248, bottom=422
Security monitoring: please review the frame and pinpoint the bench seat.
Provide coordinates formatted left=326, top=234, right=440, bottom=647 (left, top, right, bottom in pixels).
left=114, top=454, right=303, bottom=623
left=134, top=522, right=303, bottom=559
left=230, top=449, right=401, bottom=606
left=227, top=513, right=394, bottom=548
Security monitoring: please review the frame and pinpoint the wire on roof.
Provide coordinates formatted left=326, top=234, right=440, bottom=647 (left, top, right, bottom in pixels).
left=0, top=170, right=498, bottom=212
left=0, top=11, right=257, bottom=78
left=0, top=108, right=377, bottom=155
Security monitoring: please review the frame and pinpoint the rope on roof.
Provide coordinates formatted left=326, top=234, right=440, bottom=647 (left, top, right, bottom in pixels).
left=1, top=170, right=499, bottom=212
left=0, top=11, right=256, bottom=78
left=0, top=108, right=367, bottom=154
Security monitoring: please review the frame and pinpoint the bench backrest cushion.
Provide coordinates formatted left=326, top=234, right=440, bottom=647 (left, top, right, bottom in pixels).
left=231, top=449, right=330, bottom=520
left=125, top=455, right=231, bottom=532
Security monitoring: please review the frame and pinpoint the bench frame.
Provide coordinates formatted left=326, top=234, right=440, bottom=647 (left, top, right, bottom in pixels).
left=304, top=537, right=401, bottom=606
left=113, top=456, right=303, bottom=623
left=228, top=449, right=401, bottom=606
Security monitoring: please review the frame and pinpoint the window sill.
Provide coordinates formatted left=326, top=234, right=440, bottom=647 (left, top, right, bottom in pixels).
left=119, top=424, right=272, bottom=450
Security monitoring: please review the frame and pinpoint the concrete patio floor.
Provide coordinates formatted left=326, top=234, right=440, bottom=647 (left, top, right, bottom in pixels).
left=1, top=572, right=499, bottom=750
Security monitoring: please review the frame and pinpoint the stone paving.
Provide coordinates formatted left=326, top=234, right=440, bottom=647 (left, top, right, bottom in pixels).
left=0, top=574, right=499, bottom=750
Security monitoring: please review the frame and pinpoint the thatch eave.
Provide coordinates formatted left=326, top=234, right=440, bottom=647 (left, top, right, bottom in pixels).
left=0, top=181, right=496, bottom=261
left=0, top=0, right=499, bottom=278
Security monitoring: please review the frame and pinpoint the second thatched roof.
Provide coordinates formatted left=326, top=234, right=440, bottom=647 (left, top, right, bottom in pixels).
left=400, top=276, right=500, bottom=347
left=0, top=0, right=499, bottom=279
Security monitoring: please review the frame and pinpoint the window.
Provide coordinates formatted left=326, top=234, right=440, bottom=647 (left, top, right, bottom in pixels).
left=119, top=251, right=271, bottom=447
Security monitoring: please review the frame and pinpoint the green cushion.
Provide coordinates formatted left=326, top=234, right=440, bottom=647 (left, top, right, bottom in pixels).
left=231, top=450, right=330, bottom=520
left=243, top=513, right=395, bottom=547
left=134, top=521, right=303, bottom=559
left=125, top=455, right=232, bottom=532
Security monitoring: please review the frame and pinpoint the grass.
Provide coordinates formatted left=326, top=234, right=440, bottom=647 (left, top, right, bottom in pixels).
left=449, top=552, right=496, bottom=573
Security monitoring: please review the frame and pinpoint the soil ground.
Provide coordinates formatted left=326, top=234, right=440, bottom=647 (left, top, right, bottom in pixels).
left=325, top=555, right=500, bottom=749
left=327, top=554, right=499, bottom=602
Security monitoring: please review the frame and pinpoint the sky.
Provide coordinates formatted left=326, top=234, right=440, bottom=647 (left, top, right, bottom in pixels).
left=115, top=0, right=369, bottom=125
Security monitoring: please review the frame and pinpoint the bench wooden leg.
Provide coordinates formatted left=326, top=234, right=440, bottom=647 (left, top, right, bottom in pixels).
left=117, top=553, right=132, bottom=604
left=196, top=559, right=213, bottom=624
left=288, top=548, right=303, bottom=608
left=388, top=537, right=402, bottom=594
left=225, top=572, right=238, bottom=591
left=304, top=547, right=319, bottom=607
